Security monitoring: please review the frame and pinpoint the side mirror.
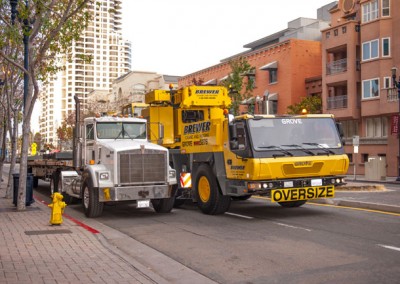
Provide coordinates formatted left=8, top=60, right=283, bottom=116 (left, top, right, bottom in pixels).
left=336, top=122, right=345, bottom=146
left=336, top=122, right=344, bottom=138
left=229, top=124, right=237, bottom=140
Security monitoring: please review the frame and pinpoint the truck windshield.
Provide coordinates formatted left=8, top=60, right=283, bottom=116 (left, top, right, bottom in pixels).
left=248, top=117, right=342, bottom=151
left=96, top=122, right=146, bottom=139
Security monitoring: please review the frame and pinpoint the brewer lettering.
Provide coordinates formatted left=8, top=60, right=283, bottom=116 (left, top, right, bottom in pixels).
left=195, top=90, right=220, bottom=94
left=184, top=121, right=211, bottom=134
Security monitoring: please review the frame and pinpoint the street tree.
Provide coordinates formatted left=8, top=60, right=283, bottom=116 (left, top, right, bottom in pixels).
left=221, top=57, right=255, bottom=116
left=286, top=96, right=322, bottom=114
left=0, top=0, right=93, bottom=210
left=0, top=56, right=23, bottom=199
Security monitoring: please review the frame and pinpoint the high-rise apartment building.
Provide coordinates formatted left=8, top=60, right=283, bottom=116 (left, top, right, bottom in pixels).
left=39, top=0, right=131, bottom=146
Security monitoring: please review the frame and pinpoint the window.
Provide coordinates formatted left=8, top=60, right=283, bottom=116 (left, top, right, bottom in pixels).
left=248, top=75, right=256, bottom=88
left=362, top=39, right=379, bottom=61
left=342, top=120, right=359, bottom=138
left=382, top=0, right=390, bottom=17
left=366, top=117, right=388, bottom=137
left=382, top=38, right=390, bottom=57
left=347, top=153, right=353, bottom=163
left=383, top=77, right=391, bottom=89
left=362, top=78, right=379, bottom=99
left=362, top=0, right=378, bottom=23
left=269, top=69, right=277, bottom=84
left=86, top=124, right=95, bottom=140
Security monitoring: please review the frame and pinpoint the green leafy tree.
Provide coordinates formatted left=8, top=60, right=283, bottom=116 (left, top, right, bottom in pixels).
left=0, top=0, right=93, bottom=210
left=56, top=122, right=73, bottom=150
left=287, top=96, right=322, bottom=114
left=221, top=57, right=255, bottom=115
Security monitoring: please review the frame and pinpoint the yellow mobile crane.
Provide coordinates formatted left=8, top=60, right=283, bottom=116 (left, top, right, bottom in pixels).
left=142, top=85, right=349, bottom=215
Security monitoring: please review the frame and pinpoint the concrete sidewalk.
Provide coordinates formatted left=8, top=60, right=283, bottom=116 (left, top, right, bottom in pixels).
left=0, top=165, right=216, bottom=284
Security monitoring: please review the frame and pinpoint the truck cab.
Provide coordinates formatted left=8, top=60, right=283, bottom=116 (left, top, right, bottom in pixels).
left=60, top=114, right=177, bottom=217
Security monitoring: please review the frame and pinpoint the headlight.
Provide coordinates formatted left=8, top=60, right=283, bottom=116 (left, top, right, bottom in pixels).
left=248, top=183, right=261, bottom=190
left=99, top=172, right=110, bottom=180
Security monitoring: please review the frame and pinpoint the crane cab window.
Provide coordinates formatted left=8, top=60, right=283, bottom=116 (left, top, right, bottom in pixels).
left=182, top=110, right=204, bottom=123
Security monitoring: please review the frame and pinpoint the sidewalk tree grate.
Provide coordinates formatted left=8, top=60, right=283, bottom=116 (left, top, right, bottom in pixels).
left=25, top=229, right=72, bottom=235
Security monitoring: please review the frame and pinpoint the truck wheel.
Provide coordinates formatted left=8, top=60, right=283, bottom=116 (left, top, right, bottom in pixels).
left=82, top=180, right=104, bottom=218
left=50, top=172, right=60, bottom=194
left=195, top=164, right=231, bottom=215
left=63, top=193, right=77, bottom=205
left=152, top=198, right=174, bottom=213
left=152, top=185, right=175, bottom=213
left=278, top=200, right=307, bottom=208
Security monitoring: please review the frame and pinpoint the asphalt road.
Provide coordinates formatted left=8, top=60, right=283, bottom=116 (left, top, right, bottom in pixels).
left=34, top=182, right=400, bottom=284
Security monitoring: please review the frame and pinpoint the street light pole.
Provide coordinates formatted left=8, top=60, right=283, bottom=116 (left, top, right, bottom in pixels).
left=392, top=67, right=400, bottom=181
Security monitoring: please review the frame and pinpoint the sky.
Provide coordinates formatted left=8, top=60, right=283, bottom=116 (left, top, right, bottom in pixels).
left=121, top=0, right=337, bottom=76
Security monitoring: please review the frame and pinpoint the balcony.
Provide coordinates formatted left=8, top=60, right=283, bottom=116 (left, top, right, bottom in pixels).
left=387, top=88, right=399, bottom=102
left=327, top=95, right=348, bottom=109
left=326, top=58, right=347, bottom=75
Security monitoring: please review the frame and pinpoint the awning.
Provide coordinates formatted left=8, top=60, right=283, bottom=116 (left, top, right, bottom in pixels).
left=203, top=78, right=217, bottom=85
left=259, top=61, right=278, bottom=70
left=267, top=93, right=278, bottom=101
left=219, top=75, right=229, bottom=81
left=240, top=96, right=263, bottom=105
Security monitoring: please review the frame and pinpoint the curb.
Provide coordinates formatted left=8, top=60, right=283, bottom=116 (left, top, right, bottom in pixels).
left=312, top=198, right=400, bottom=214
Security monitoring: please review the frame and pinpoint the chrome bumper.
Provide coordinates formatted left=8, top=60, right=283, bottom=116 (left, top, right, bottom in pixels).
left=98, top=184, right=172, bottom=202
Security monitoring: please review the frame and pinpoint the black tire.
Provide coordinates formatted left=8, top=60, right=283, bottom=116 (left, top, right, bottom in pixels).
left=63, top=193, right=77, bottom=205
left=82, top=179, right=104, bottom=218
left=152, top=199, right=174, bottom=213
left=194, top=164, right=231, bottom=215
left=50, top=172, right=60, bottom=194
left=232, top=195, right=252, bottom=201
left=278, top=200, right=307, bottom=208
left=152, top=185, right=176, bottom=213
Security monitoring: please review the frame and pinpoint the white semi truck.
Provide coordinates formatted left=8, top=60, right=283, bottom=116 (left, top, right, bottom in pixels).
left=28, top=96, right=176, bottom=217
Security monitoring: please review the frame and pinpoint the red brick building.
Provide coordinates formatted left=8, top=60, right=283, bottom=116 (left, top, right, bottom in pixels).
left=179, top=14, right=334, bottom=115
left=322, top=0, right=399, bottom=178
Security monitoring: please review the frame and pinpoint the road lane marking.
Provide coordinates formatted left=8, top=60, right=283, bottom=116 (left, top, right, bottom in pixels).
left=378, top=244, right=400, bottom=252
left=252, top=196, right=400, bottom=217
left=225, top=212, right=254, bottom=219
left=273, top=222, right=312, bottom=232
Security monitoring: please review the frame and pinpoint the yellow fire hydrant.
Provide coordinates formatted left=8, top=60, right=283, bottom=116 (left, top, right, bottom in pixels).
left=48, top=192, right=67, bottom=225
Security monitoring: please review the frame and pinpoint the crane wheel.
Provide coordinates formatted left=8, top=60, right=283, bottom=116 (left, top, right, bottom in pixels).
left=195, top=164, right=231, bottom=215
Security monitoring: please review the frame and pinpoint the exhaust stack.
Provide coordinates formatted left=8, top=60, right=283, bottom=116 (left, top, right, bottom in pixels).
left=73, top=96, right=82, bottom=169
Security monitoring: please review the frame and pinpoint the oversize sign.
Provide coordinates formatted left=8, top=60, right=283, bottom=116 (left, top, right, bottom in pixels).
left=271, top=186, right=334, bottom=202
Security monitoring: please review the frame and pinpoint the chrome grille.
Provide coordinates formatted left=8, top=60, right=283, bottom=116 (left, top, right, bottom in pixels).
left=118, top=149, right=167, bottom=185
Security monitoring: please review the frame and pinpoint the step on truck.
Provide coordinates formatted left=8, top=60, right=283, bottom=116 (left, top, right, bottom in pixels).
left=28, top=96, right=177, bottom=217
left=142, top=85, right=349, bottom=215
